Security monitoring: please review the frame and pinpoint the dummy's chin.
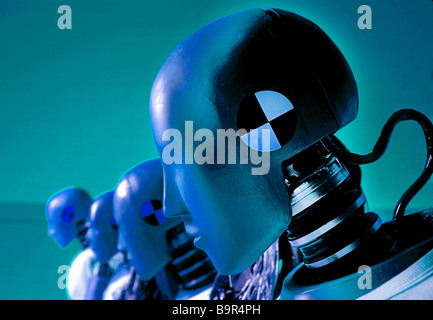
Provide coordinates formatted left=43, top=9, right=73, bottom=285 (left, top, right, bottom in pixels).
left=56, top=235, right=73, bottom=249
left=206, top=244, right=265, bottom=276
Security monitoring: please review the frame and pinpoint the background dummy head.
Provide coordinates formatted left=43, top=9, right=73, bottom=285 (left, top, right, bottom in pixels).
left=113, top=159, right=182, bottom=280
left=46, top=187, right=92, bottom=248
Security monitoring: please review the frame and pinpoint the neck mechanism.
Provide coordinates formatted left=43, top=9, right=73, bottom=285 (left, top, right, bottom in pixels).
left=166, top=223, right=217, bottom=290
left=283, top=136, right=390, bottom=274
left=76, top=219, right=90, bottom=249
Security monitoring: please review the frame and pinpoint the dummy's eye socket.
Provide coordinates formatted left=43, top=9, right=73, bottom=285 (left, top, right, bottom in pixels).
left=61, top=206, right=75, bottom=223
left=141, top=200, right=165, bottom=226
left=237, top=90, right=297, bottom=151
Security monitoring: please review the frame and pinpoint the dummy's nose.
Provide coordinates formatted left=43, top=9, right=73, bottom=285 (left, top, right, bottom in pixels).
left=162, top=172, right=189, bottom=218
left=85, top=228, right=93, bottom=240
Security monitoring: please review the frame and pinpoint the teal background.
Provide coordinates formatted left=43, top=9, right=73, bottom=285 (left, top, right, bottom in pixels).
left=0, top=0, right=432, bottom=299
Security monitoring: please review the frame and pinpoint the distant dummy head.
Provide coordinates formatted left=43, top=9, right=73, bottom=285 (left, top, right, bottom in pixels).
left=113, top=159, right=182, bottom=280
left=87, top=190, right=118, bottom=263
left=46, top=187, right=92, bottom=248
left=149, top=8, right=358, bottom=274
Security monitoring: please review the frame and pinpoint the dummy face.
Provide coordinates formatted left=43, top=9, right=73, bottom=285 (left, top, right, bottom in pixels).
left=88, top=191, right=118, bottom=263
left=113, top=159, right=182, bottom=280
left=149, top=9, right=358, bottom=274
left=46, top=187, right=92, bottom=248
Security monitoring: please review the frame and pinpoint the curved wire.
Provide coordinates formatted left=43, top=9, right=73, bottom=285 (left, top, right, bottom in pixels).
left=333, top=109, right=433, bottom=233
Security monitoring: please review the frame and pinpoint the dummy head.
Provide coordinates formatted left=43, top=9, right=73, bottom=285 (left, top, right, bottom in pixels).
left=46, top=187, right=92, bottom=248
left=113, top=159, right=182, bottom=280
left=149, top=8, right=358, bottom=274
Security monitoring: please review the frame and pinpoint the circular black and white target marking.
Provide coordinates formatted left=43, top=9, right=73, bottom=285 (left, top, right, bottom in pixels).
left=237, top=90, right=297, bottom=151
left=141, top=199, right=166, bottom=225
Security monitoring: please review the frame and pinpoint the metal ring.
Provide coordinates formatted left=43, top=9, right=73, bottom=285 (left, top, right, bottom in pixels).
left=291, top=157, right=349, bottom=216
left=305, top=215, right=382, bottom=269
left=290, top=193, right=366, bottom=248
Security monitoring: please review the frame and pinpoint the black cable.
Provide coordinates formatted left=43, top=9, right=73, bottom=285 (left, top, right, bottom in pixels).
left=333, top=109, right=433, bottom=234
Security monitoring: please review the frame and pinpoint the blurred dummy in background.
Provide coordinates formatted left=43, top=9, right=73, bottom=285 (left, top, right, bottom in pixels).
left=86, top=190, right=132, bottom=300
left=113, top=159, right=217, bottom=300
left=46, top=187, right=94, bottom=299
left=101, top=232, right=134, bottom=300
